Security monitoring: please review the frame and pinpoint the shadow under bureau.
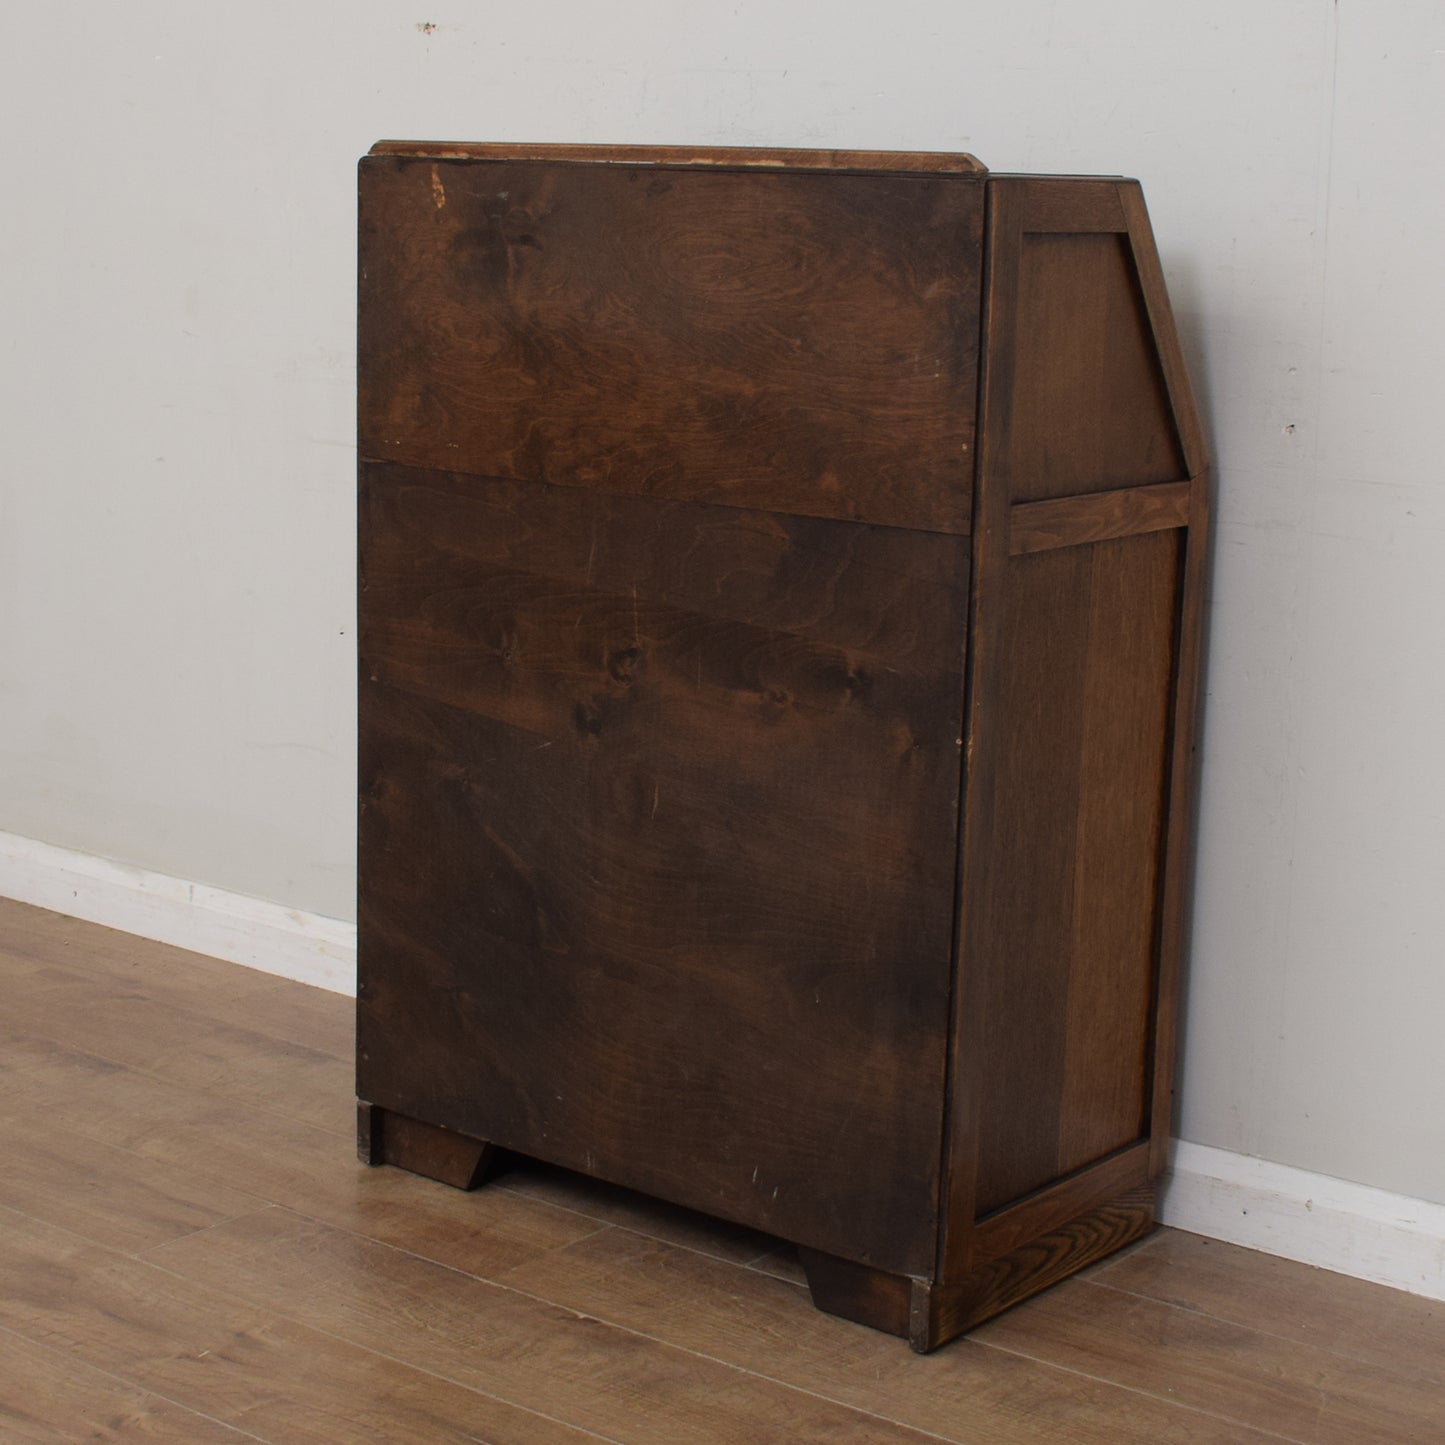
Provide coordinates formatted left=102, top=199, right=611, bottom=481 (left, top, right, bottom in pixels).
left=355, top=141, right=1209, bottom=1352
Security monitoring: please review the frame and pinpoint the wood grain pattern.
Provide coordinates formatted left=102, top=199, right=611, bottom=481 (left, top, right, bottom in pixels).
left=5, top=903, right=1439, bottom=1441
left=146, top=1209, right=963, bottom=1445
left=358, top=461, right=970, bottom=1275
left=1007, top=228, right=1185, bottom=501
left=0, top=1207, right=603, bottom=1445
left=0, top=1327, right=254, bottom=1444
left=498, top=1219, right=1283, bottom=1444
left=970, top=1142, right=1151, bottom=1264
left=1092, top=1229, right=1445, bottom=1387
left=971, top=531, right=1180, bottom=1215
left=974, top=1257, right=1445, bottom=1444
left=359, top=156, right=984, bottom=531
left=1017, top=178, right=1127, bottom=233
left=357, top=155, right=1212, bottom=1345
left=919, top=1187, right=1157, bottom=1352
left=358, top=1103, right=497, bottom=1189
left=1008, top=480, right=1191, bottom=555
left=0, top=895, right=353, bottom=1061
left=369, top=140, right=987, bottom=175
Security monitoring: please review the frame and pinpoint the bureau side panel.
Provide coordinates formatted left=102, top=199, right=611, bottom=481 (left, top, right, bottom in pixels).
left=356, top=461, right=969, bottom=1275
left=971, top=529, right=1181, bottom=1214
left=358, top=156, right=982, bottom=533
left=1006, top=229, right=1185, bottom=501
left=940, top=179, right=1207, bottom=1289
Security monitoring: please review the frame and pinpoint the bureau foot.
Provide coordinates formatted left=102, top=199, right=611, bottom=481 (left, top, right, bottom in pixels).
left=357, top=1101, right=497, bottom=1190
left=800, top=1184, right=1157, bottom=1352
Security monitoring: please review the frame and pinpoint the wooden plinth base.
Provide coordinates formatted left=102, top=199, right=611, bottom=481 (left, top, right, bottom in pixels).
left=801, top=1185, right=1156, bottom=1352
left=357, top=1102, right=1154, bottom=1352
left=357, top=1102, right=497, bottom=1191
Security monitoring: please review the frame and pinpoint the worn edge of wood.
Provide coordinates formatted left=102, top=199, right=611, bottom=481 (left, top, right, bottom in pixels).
left=1008, top=480, right=1191, bottom=555
left=1116, top=181, right=1210, bottom=478
left=936, top=176, right=1027, bottom=1283
left=1146, top=471, right=1211, bottom=1175
left=365, top=139, right=987, bottom=176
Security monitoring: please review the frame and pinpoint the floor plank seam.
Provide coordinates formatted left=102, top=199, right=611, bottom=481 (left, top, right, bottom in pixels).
left=2, top=1022, right=355, bottom=1143
left=0, top=1320, right=277, bottom=1444
left=962, top=1335, right=1311, bottom=1444
left=131, top=1244, right=634, bottom=1445
left=489, top=1179, right=813, bottom=1283
left=146, top=1206, right=969, bottom=1445
left=1078, top=1273, right=1445, bottom=1386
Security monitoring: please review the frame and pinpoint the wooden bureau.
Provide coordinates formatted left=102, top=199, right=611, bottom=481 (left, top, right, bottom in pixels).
left=355, top=141, right=1208, bottom=1351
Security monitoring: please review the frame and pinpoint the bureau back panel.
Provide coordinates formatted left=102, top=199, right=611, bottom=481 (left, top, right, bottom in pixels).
left=358, top=155, right=983, bottom=532
left=357, top=460, right=971, bottom=1273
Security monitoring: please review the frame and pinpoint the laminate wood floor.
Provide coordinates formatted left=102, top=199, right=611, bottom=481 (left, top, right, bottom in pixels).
left=2, top=896, right=1442, bottom=1444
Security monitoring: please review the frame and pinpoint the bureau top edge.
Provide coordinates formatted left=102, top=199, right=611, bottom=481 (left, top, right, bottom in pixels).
left=366, top=140, right=988, bottom=177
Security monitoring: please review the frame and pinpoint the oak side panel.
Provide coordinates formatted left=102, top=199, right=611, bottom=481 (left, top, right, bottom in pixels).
left=358, top=156, right=983, bottom=532
left=356, top=462, right=969, bottom=1275
left=1056, top=529, right=1180, bottom=1173
left=1008, top=231, right=1185, bottom=501
left=970, top=544, right=1093, bottom=1213
left=972, top=531, right=1181, bottom=1216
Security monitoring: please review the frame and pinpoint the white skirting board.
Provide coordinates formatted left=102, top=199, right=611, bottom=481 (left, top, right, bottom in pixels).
left=2, top=827, right=1443, bottom=1303
left=0, top=828, right=356, bottom=995
left=1159, top=1140, right=1445, bottom=1303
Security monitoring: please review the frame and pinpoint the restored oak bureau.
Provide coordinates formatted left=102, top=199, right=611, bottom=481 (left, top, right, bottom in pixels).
left=356, top=141, right=1209, bottom=1351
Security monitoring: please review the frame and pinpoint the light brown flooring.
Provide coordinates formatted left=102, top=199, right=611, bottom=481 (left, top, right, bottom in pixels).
left=2, top=897, right=1443, bottom=1444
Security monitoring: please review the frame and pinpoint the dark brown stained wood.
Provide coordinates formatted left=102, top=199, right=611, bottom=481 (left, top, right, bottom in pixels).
left=917, top=1187, right=1157, bottom=1352
left=357, top=460, right=970, bottom=1275
left=359, top=156, right=984, bottom=532
left=797, top=1247, right=915, bottom=1339
left=370, top=139, right=987, bottom=175
left=1009, top=480, right=1191, bottom=555
left=359, top=1103, right=496, bottom=1189
left=1148, top=472, right=1211, bottom=1172
left=970, top=1142, right=1150, bottom=1264
left=357, top=151, right=1212, bottom=1347
left=935, top=175, right=1025, bottom=1287
left=1017, top=178, right=1127, bottom=233
left=1006, top=226, right=1186, bottom=502
left=1118, top=183, right=1210, bottom=479
left=803, top=1186, right=1157, bottom=1352
left=971, top=530, right=1180, bottom=1215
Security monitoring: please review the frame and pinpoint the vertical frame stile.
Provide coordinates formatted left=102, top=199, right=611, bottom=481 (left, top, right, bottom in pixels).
left=937, top=179, right=1026, bottom=1283
left=1116, top=182, right=1212, bottom=1176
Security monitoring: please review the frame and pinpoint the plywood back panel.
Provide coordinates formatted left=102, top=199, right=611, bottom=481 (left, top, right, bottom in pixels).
left=358, top=156, right=984, bottom=533
left=356, top=460, right=971, bottom=1274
